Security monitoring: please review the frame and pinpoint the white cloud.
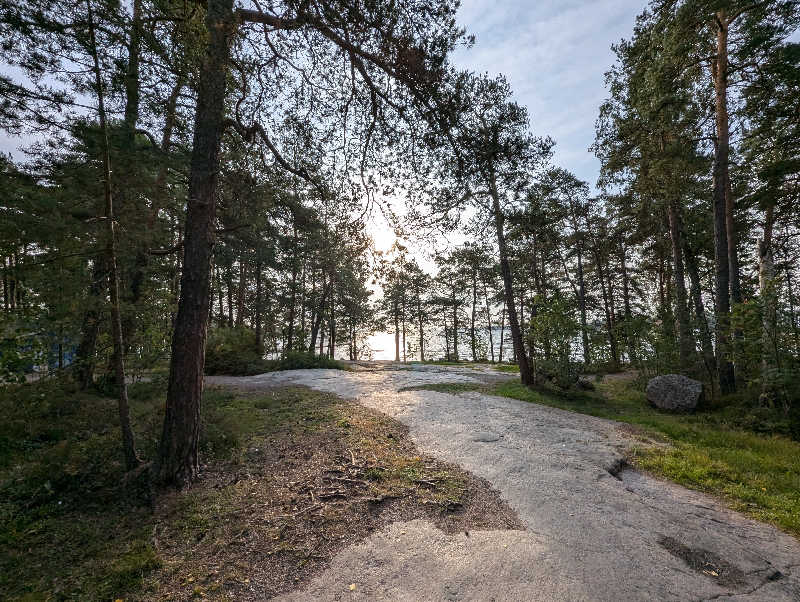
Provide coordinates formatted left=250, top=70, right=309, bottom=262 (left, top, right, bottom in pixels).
left=453, top=0, right=643, bottom=188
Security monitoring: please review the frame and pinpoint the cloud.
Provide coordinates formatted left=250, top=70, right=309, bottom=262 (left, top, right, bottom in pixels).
left=453, top=0, right=643, bottom=188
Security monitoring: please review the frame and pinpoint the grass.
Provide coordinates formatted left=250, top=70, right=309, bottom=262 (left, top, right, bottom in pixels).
left=400, top=382, right=488, bottom=394
left=410, top=377, right=800, bottom=536
left=0, top=377, right=264, bottom=600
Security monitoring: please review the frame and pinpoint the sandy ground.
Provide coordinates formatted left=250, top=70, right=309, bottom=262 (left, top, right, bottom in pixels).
left=207, top=364, right=800, bottom=601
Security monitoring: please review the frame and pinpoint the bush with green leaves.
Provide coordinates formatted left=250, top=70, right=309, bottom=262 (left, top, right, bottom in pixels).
left=204, top=327, right=269, bottom=376
left=527, top=294, right=582, bottom=389
left=204, top=329, right=345, bottom=376
left=0, top=314, right=47, bottom=383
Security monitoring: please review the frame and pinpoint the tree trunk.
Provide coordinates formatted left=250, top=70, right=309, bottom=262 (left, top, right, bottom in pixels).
left=287, top=229, right=298, bottom=352
left=156, top=0, right=235, bottom=487
left=87, top=0, right=139, bottom=471
left=619, top=236, right=635, bottom=364
left=759, top=204, right=779, bottom=405
left=484, top=281, right=494, bottom=363
left=786, top=250, right=799, bottom=353
left=254, top=260, right=263, bottom=355
left=684, top=239, right=717, bottom=395
left=443, top=308, right=450, bottom=361
left=216, top=267, right=224, bottom=325
left=489, top=177, right=532, bottom=385
left=394, top=296, right=400, bottom=362
left=576, top=244, right=590, bottom=366
left=226, top=265, right=234, bottom=327
left=235, top=260, right=246, bottom=327
left=308, top=278, right=330, bottom=353
left=499, top=300, right=506, bottom=363
left=713, top=12, right=736, bottom=394
left=417, top=286, right=425, bottom=361
left=451, top=288, right=459, bottom=361
left=594, top=247, right=619, bottom=370
left=401, top=293, right=406, bottom=363
left=75, top=257, right=104, bottom=389
left=328, top=284, right=336, bottom=358
left=470, top=268, right=477, bottom=361
left=667, top=200, right=693, bottom=372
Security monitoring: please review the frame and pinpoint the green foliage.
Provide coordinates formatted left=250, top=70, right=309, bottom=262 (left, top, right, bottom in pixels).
left=0, top=378, right=344, bottom=599
left=527, top=293, right=582, bottom=388
left=276, top=351, right=344, bottom=371
left=204, top=327, right=268, bottom=376
left=0, top=312, right=48, bottom=383
left=204, top=329, right=345, bottom=376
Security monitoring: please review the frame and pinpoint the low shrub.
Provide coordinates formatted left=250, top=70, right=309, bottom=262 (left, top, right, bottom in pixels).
left=204, top=328, right=270, bottom=375
left=275, top=351, right=344, bottom=371
left=204, top=329, right=345, bottom=376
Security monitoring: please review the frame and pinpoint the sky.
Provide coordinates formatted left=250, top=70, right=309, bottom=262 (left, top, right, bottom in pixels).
left=452, top=0, right=644, bottom=188
left=369, top=0, right=645, bottom=257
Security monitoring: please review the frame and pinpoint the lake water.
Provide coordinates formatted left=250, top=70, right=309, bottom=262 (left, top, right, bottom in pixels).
left=360, top=329, right=514, bottom=362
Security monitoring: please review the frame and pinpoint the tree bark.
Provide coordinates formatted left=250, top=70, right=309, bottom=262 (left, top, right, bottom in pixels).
left=684, top=239, right=717, bottom=394
left=394, top=296, right=400, bottom=362
left=235, top=260, right=246, bottom=327
left=489, top=177, right=532, bottom=385
left=226, top=264, right=234, bottom=327
left=498, top=300, right=506, bottom=362
left=308, top=277, right=330, bottom=353
left=667, top=200, right=693, bottom=372
left=470, top=267, right=477, bottom=361
left=87, top=0, right=139, bottom=470
left=417, top=285, right=425, bottom=361
left=713, top=11, right=737, bottom=394
left=156, top=0, right=235, bottom=487
left=758, top=204, right=779, bottom=404
left=785, top=244, right=799, bottom=353
left=593, top=245, right=619, bottom=370
left=287, top=228, right=299, bottom=352
left=619, top=236, right=635, bottom=364
left=576, top=244, right=590, bottom=366
left=401, top=291, right=406, bottom=363
left=451, top=287, right=459, bottom=361
left=484, top=281, right=494, bottom=363
left=254, top=260, right=263, bottom=355
left=75, top=257, right=104, bottom=389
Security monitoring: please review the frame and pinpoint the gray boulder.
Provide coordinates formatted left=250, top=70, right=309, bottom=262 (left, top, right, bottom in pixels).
left=646, top=374, right=703, bottom=412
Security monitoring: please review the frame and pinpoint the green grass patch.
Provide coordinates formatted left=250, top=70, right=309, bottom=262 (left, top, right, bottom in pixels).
left=0, top=378, right=338, bottom=600
left=400, top=382, right=489, bottom=394
left=492, top=364, right=520, bottom=373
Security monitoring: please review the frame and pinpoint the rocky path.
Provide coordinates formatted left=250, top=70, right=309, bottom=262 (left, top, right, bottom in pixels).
left=207, top=364, right=800, bottom=601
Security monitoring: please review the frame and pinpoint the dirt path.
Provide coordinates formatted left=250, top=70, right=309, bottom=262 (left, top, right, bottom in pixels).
left=207, top=365, right=800, bottom=601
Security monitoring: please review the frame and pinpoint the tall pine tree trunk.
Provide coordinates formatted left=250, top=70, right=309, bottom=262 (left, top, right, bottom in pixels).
left=667, top=200, right=693, bottom=372
left=254, top=260, right=263, bottom=355
left=470, top=268, right=477, bottom=361
left=484, top=281, right=494, bottom=363
left=489, top=175, right=532, bottom=385
left=87, top=0, right=139, bottom=470
left=417, top=286, right=425, bottom=361
left=684, top=240, right=717, bottom=395
left=576, top=244, right=590, bottom=366
left=713, top=11, right=736, bottom=394
left=759, top=204, right=779, bottom=405
left=156, top=0, right=235, bottom=486
left=394, top=296, right=400, bottom=362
